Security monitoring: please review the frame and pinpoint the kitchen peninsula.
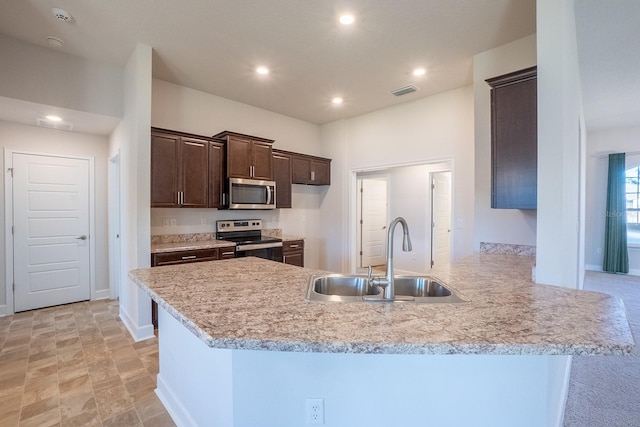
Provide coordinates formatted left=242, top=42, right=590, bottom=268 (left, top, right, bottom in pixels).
left=129, top=255, right=634, bottom=427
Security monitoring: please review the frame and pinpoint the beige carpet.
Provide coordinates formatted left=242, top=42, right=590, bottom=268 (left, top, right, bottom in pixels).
left=564, top=271, right=640, bottom=426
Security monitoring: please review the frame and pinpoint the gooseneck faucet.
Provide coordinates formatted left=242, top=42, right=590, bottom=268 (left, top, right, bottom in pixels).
left=370, top=217, right=412, bottom=301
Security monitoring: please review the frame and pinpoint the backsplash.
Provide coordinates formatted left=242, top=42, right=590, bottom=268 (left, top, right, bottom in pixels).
left=480, top=242, right=536, bottom=256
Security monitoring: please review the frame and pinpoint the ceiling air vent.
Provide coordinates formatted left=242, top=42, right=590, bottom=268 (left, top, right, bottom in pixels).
left=391, top=85, right=418, bottom=97
left=36, top=118, right=74, bottom=132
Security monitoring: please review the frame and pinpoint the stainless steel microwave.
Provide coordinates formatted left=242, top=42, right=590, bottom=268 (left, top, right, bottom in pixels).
left=226, top=177, right=276, bottom=209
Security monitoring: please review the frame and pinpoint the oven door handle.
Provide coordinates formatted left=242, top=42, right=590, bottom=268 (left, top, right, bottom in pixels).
left=236, top=242, right=283, bottom=251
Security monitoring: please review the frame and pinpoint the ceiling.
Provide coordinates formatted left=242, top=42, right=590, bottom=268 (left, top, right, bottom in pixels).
left=0, top=1, right=636, bottom=132
left=0, top=0, right=536, bottom=127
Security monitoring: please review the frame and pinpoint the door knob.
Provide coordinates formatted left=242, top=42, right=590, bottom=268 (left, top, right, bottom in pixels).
left=76, top=235, right=87, bottom=240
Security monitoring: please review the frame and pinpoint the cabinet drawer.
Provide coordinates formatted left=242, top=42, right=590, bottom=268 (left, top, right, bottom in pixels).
left=218, top=246, right=236, bottom=259
left=283, top=240, right=304, bottom=252
left=152, top=248, right=219, bottom=266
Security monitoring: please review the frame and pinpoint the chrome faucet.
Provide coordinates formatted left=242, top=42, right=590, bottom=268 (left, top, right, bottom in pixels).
left=369, top=217, right=412, bottom=301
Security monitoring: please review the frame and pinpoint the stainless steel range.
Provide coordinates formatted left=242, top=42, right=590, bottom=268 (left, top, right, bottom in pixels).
left=216, top=219, right=283, bottom=262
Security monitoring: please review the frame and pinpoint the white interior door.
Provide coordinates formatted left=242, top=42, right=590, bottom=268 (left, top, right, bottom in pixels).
left=12, top=153, right=91, bottom=312
left=361, top=178, right=388, bottom=267
left=431, top=171, right=451, bottom=269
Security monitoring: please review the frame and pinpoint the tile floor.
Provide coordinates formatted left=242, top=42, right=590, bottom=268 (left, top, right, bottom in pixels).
left=564, top=271, right=640, bottom=426
left=0, top=299, right=175, bottom=427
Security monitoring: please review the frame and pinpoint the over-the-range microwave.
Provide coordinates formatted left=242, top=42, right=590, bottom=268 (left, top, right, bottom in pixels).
left=225, top=177, right=276, bottom=209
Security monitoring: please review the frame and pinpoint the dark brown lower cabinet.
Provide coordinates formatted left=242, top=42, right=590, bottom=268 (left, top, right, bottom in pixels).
left=282, top=240, right=304, bottom=267
left=150, top=246, right=235, bottom=327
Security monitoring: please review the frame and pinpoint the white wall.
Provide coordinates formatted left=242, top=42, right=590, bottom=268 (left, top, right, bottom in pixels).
left=585, top=125, right=640, bottom=274
left=473, top=35, right=538, bottom=250
left=0, top=120, right=110, bottom=312
left=150, top=79, right=327, bottom=269
left=536, top=0, right=586, bottom=289
left=0, top=34, right=123, bottom=119
left=116, top=45, right=154, bottom=341
left=320, top=86, right=474, bottom=274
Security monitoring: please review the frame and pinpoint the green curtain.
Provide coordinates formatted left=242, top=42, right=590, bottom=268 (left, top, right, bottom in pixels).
left=603, top=153, right=629, bottom=273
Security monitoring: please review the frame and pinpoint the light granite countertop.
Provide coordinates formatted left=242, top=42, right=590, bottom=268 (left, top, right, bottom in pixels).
left=129, top=255, right=635, bottom=355
left=150, top=235, right=303, bottom=253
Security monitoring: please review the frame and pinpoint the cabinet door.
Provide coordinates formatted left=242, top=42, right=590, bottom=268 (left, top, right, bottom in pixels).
left=311, top=159, right=331, bottom=185
left=292, top=156, right=312, bottom=184
left=283, top=252, right=303, bottom=267
left=151, top=132, right=180, bottom=207
left=208, top=141, right=225, bottom=208
left=252, top=141, right=273, bottom=180
left=227, top=136, right=252, bottom=178
left=181, top=137, right=209, bottom=208
left=489, top=68, right=537, bottom=209
left=273, top=152, right=292, bottom=208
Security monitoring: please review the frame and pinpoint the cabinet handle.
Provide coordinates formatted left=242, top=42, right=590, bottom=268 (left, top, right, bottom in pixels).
left=222, top=193, right=226, bottom=205
left=177, top=192, right=180, bottom=205
left=311, top=171, right=315, bottom=181
left=181, top=255, right=197, bottom=260
left=250, top=165, right=255, bottom=177
left=221, top=251, right=235, bottom=256
left=289, top=244, right=299, bottom=248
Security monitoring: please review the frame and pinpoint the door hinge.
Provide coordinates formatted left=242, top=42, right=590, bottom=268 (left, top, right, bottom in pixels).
left=7, top=167, right=13, bottom=178
left=11, top=226, right=14, bottom=235
left=360, top=219, right=363, bottom=224
left=12, top=282, right=15, bottom=291
left=360, top=251, right=363, bottom=256
left=431, top=260, right=435, bottom=267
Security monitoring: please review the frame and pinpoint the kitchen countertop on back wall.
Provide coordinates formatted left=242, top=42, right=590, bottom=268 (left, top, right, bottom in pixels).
left=130, top=254, right=635, bottom=355
left=150, top=232, right=304, bottom=253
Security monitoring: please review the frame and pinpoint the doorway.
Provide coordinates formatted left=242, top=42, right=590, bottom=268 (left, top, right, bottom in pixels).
left=7, top=152, right=94, bottom=312
left=356, top=176, right=389, bottom=268
left=430, top=171, right=452, bottom=269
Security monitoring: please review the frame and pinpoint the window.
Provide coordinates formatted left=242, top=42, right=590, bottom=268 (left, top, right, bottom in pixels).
left=627, top=165, right=640, bottom=246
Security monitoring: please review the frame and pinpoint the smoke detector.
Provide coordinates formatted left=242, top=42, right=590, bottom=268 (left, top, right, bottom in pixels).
left=51, top=7, right=73, bottom=23
left=391, top=85, right=418, bottom=97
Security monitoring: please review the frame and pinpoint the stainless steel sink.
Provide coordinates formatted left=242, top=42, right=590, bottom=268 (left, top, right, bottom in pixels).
left=305, top=274, right=465, bottom=303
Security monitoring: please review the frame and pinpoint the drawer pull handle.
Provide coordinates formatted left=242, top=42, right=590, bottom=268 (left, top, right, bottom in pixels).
left=221, top=251, right=235, bottom=256
left=289, top=244, right=299, bottom=248
left=181, top=255, right=197, bottom=260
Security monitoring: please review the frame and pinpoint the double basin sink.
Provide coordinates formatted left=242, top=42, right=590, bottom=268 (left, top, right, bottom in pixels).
left=305, top=274, right=465, bottom=303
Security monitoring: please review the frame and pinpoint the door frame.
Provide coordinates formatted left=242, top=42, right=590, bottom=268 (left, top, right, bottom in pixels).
left=108, top=151, right=121, bottom=300
left=4, top=149, right=96, bottom=316
left=356, top=174, right=390, bottom=268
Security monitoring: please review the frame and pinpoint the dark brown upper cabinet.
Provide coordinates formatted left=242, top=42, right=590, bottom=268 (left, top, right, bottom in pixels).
left=213, top=131, right=274, bottom=180
left=272, top=150, right=292, bottom=208
left=208, top=139, right=225, bottom=208
left=151, top=128, right=209, bottom=208
left=486, top=66, right=537, bottom=210
left=292, top=153, right=331, bottom=185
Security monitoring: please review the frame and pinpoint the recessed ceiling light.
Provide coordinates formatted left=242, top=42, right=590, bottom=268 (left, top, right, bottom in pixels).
left=332, top=97, right=343, bottom=105
left=45, top=115, right=62, bottom=122
left=413, top=68, right=426, bottom=76
left=46, top=36, right=64, bottom=48
left=256, top=66, right=269, bottom=75
left=339, top=14, right=355, bottom=25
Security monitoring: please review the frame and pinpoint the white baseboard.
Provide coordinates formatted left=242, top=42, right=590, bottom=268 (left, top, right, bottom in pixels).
left=552, top=356, right=573, bottom=427
left=0, top=304, right=7, bottom=317
left=156, top=374, right=195, bottom=427
left=119, top=305, right=155, bottom=342
left=93, top=288, right=111, bottom=300
left=586, top=264, right=640, bottom=276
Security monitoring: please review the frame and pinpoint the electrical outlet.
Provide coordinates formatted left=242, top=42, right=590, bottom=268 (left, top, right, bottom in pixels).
left=162, top=218, right=170, bottom=227
left=201, top=218, right=207, bottom=225
left=170, top=219, right=177, bottom=226
left=306, top=398, right=324, bottom=424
